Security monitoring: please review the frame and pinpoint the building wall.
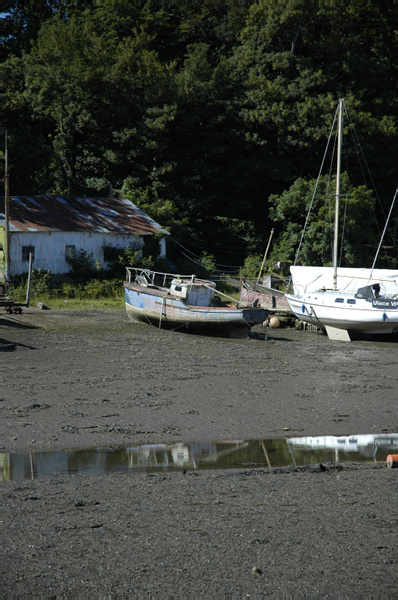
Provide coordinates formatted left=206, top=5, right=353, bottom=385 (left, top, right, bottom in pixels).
left=9, top=231, right=147, bottom=275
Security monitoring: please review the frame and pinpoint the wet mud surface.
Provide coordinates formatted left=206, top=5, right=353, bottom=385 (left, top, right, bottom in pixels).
left=2, top=307, right=398, bottom=596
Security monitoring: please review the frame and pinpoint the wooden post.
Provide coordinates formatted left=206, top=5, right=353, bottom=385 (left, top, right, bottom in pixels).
left=26, top=252, right=33, bottom=307
left=256, top=228, right=274, bottom=286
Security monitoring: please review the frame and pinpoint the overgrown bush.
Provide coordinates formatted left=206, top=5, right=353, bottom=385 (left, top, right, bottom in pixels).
left=65, top=249, right=103, bottom=283
left=9, top=268, right=54, bottom=301
left=31, top=268, right=53, bottom=294
left=198, top=252, right=216, bottom=277
left=59, top=282, right=77, bottom=298
left=239, top=254, right=263, bottom=279
left=79, top=279, right=121, bottom=299
left=102, top=240, right=154, bottom=278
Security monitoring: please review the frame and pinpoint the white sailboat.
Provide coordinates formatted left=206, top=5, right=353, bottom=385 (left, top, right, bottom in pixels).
left=285, top=99, right=398, bottom=341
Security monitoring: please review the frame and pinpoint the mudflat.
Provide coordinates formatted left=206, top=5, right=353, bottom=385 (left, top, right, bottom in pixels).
left=2, top=307, right=398, bottom=596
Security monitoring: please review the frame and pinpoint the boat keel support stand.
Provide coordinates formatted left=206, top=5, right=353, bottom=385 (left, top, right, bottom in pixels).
left=325, top=325, right=351, bottom=342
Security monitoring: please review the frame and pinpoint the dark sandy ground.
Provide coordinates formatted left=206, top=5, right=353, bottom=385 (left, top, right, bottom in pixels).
left=2, top=307, right=398, bottom=597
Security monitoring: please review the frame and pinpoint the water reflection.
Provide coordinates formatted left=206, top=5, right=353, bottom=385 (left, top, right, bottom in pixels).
left=1, top=434, right=397, bottom=481
left=287, top=434, right=398, bottom=459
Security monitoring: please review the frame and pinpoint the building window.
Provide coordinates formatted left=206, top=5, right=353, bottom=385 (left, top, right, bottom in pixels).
left=103, top=245, right=112, bottom=262
left=22, top=246, right=35, bottom=261
left=65, top=245, right=76, bottom=259
left=103, top=244, right=119, bottom=262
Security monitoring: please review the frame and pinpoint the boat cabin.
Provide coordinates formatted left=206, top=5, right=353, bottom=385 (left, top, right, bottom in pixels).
left=355, top=284, right=380, bottom=301
left=170, top=278, right=217, bottom=307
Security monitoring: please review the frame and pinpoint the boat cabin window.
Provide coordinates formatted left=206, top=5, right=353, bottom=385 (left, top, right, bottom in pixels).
left=174, top=286, right=182, bottom=292
left=347, top=299, right=356, bottom=305
left=335, top=298, right=344, bottom=303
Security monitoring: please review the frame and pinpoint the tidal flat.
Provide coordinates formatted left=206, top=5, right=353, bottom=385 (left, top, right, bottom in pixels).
left=2, top=307, right=397, bottom=596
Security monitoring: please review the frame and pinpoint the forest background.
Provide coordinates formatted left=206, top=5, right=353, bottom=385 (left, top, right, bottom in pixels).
left=2, top=1, right=398, bottom=289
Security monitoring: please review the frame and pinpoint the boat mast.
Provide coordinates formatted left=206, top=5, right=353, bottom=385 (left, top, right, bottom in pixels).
left=333, top=99, right=344, bottom=291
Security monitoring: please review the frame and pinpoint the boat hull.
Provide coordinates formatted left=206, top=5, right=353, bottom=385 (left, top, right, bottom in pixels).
left=285, top=292, right=398, bottom=335
left=124, top=283, right=268, bottom=338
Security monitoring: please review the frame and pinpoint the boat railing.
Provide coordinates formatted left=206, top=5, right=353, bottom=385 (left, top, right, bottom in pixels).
left=126, top=267, right=196, bottom=287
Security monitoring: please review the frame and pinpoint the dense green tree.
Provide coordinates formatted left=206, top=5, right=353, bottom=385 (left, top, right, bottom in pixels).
left=5, top=9, right=173, bottom=195
left=2, top=3, right=397, bottom=268
left=268, top=173, right=381, bottom=268
left=1, top=2, right=56, bottom=61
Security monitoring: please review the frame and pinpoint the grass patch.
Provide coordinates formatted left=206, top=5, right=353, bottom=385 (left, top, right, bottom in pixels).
left=9, top=274, right=125, bottom=306
left=31, top=296, right=125, bottom=311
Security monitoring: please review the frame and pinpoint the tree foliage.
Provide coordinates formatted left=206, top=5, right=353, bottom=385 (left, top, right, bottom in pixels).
left=2, top=3, right=397, bottom=270
left=268, top=173, right=380, bottom=268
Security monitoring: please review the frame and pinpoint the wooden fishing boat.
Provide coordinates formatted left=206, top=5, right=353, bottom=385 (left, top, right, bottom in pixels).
left=124, top=268, right=268, bottom=338
left=240, top=277, right=292, bottom=313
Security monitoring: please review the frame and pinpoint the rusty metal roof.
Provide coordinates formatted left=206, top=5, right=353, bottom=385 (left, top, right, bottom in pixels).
left=0, top=195, right=169, bottom=236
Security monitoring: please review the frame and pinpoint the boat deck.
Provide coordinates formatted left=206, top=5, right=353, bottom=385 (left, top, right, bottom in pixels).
left=124, top=281, right=173, bottom=297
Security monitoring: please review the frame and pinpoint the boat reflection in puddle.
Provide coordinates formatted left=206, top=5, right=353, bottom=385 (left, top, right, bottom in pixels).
left=1, top=434, right=397, bottom=481
left=126, top=440, right=248, bottom=469
left=286, top=433, right=398, bottom=464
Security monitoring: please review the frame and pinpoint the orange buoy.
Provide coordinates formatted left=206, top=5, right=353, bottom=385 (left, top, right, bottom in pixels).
left=269, top=317, right=280, bottom=329
left=386, top=454, right=398, bottom=468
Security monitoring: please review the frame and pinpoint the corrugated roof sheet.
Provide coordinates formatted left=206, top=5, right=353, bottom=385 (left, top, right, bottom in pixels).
left=0, top=195, right=169, bottom=236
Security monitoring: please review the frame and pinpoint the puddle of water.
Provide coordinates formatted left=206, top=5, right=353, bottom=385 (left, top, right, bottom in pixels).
left=2, top=434, right=397, bottom=481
